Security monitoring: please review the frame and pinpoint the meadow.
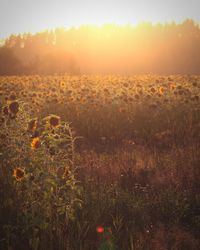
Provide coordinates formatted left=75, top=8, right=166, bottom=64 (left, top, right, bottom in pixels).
left=0, top=74, right=200, bottom=250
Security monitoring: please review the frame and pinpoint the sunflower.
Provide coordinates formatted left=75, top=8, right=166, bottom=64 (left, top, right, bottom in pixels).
left=159, top=87, right=164, bottom=95
left=13, top=168, right=25, bottom=181
left=31, top=137, right=41, bottom=149
left=49, top=115, right=60, bottom=128
left=9, top=101, right=19, bottom=114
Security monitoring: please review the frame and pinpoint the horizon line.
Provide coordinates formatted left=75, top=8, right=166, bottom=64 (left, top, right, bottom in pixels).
left=1, top=18, right=200, bottom=41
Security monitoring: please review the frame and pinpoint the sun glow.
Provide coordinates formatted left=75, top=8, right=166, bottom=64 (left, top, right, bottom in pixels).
left=0, top=0, right=200, bottom=39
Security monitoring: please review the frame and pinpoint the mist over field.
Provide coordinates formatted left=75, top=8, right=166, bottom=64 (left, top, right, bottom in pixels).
left=0, top=20, right=200, bottom=75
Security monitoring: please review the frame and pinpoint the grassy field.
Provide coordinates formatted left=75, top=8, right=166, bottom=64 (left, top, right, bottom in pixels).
left=0, top=75, right=200, bottom=249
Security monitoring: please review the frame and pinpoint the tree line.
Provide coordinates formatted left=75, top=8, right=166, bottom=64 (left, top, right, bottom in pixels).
left=0, top=19, right=200, bottom=75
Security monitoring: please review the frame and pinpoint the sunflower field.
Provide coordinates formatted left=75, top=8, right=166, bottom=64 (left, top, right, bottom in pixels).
left=0, top=75, right=200, bottom=249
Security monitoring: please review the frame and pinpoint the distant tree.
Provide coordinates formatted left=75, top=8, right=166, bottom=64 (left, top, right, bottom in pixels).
left=1, top=20, right=200, bottom=75
left=0, top=47, right=24, bottom=75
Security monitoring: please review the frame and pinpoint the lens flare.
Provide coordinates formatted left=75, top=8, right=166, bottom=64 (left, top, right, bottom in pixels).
left=96, top=226, right=104, bottom=233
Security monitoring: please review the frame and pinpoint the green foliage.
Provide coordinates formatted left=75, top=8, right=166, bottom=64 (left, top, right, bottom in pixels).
left=0, top=101, right=82, bottom=249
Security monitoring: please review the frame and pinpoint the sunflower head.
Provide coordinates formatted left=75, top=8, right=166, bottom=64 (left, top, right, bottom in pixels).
left=31, top=137, right=41, bottom=150
left=159, top=87, right=164, bottom=95
left=9, top=101, right=19, bottom=114
left=49, top=115, right=60, bottom=128
left=13, top=168, right=25, bottom=181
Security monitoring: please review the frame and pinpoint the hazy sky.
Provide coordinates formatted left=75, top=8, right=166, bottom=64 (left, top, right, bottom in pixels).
left=0, top=0, right=199, bottom=39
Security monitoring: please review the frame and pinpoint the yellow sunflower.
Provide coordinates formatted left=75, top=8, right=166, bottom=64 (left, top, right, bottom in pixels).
left=31, top=137, right=41, bottom=150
